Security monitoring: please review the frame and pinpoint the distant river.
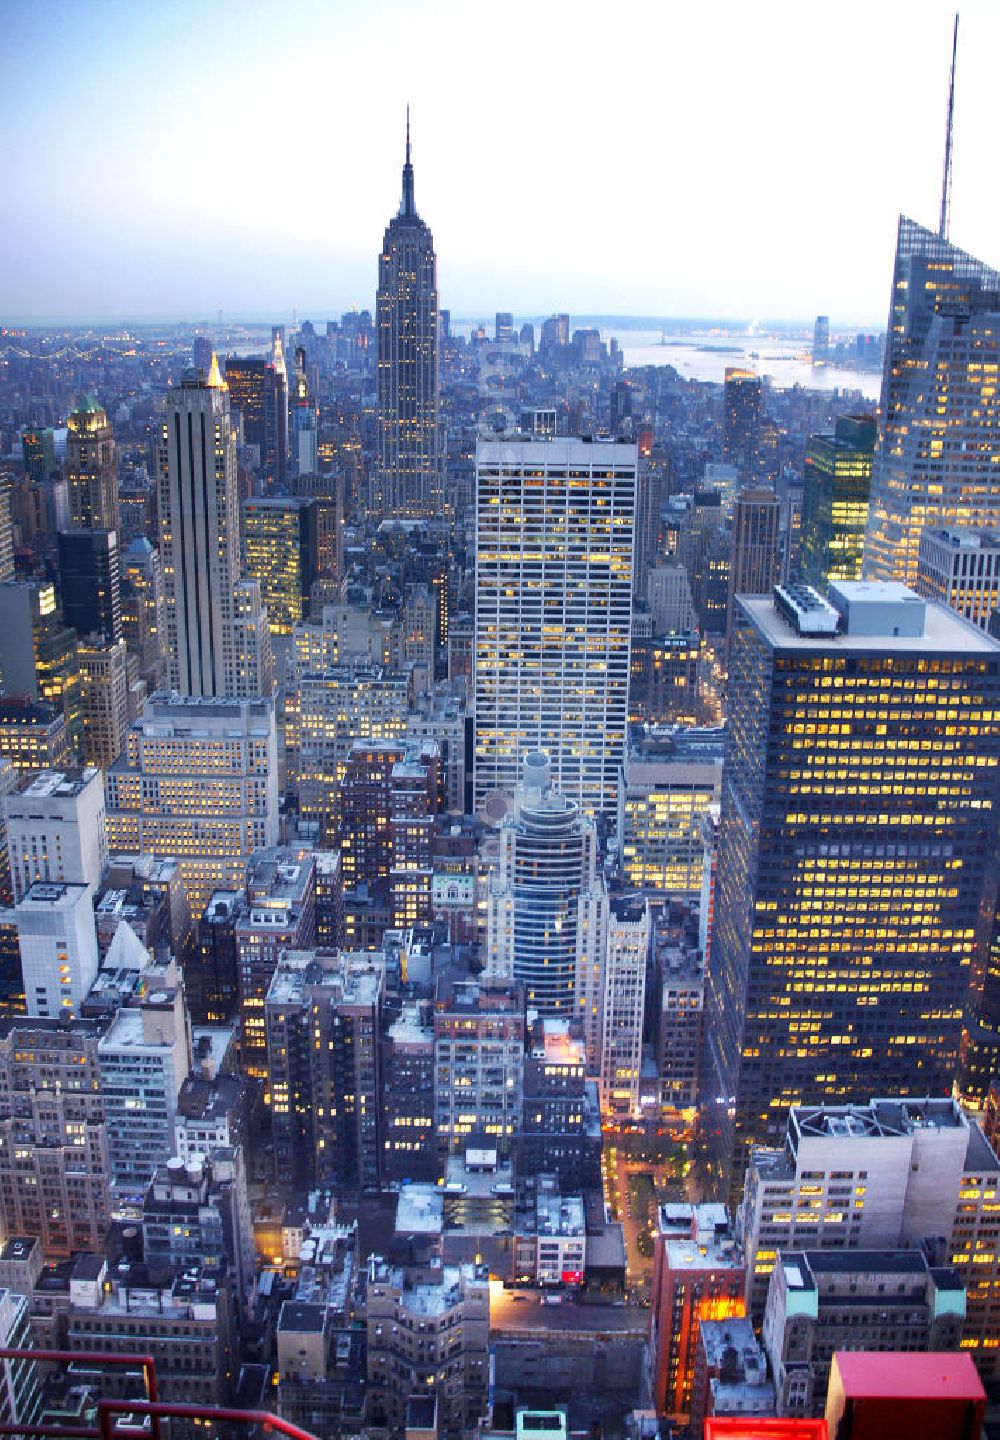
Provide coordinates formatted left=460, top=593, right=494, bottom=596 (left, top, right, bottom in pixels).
left=609, top=328, right=882, bottom=402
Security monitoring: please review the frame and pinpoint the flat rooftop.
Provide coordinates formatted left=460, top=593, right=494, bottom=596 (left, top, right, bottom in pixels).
left=15, top=768, right=98, bottom=799
left=742, top=590, right=998, bottom=654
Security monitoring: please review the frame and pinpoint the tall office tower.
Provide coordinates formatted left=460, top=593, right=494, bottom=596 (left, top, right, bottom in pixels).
left=243, top=497, right=318, bottom=635
left=290, top=346, right=318, bottom=475
left=722, top=368, right=762, bottom=483
left=0, top=581, right=84, bottom=760
left=4, top=766, right=107, bottom=902
left=235, top=847, right=316, bottom=1083
left=474, top=436, right=636, bottom=818
left=375, top=117, right=441, bottom=519
left=0, top=476, right=13, bottom=585
left=864, top=218, right=1000, bottom=583
left=57, top=528, right=121, bottom=642
left=121, top=536, right=166, bottom=680
left=66, top=395, right=119, bottom=531
left=291, top=469, right=345, bottom=585
left=916, top=527, right=1000, bottom=630
left=21, top=425, right=57, bottom=483
left=599, top=895, right=650, bottom=1120
left=432, top=975, right=525, bottom=1158
left=265, top=950, right=384, bottom=1192
left=77, top=638, right=129, bottom=769
left=159, top=362, right=272, bottom=697
left=799, top=415, right=876, bottom=592
left=812, top=315, right=830, bottom=364
left=98, top=959, right=193, bottom=1191
left=495, top=311, right=515, bottom=342
left=388, top=744, right=439, bottom=930
left=679, top=491, right=730, bottom=635
left=704, top=581, right=1000, bottom=1203
left=192, top=334, right=213, bottom=374
left=224, top=354, right=288, bottom=485
left=724, top=487, right=781, bottom=658
left=105, top=693, right=279, bottom=917
left=487, top=754, right=606, bottom=1047
left=634, top=450, right=671, bottom=600
left=618, top=726, right=724, bottom=898
left=382, top=1001, right=437, bottom=1183
left=0, top=1018, right=111, bottom=1256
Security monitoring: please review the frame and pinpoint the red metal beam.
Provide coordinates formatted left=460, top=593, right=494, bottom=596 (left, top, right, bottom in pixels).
left=98, top=1400, right=319, bottom=1440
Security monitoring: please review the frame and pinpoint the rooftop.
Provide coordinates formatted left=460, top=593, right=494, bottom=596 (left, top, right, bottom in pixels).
left=743, top=588, right=997, bottom=654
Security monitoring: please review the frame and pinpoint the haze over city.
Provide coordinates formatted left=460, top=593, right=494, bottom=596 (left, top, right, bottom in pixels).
left=3, top=0, right=998, bottom=323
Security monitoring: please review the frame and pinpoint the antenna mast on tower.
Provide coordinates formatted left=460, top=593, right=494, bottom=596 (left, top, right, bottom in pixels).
left=939, top=13, right=959, bottom=241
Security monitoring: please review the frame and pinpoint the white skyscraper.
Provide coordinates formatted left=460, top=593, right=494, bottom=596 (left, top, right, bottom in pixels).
left=14, top=880, right=99, bottom=1018
left=158, top=360, right=272, bottom=698
left=599, top=895, right=650, bottom=1120
left=474, top=435, right=636, bottom=819
left=4, top=767, right=108, bottom=902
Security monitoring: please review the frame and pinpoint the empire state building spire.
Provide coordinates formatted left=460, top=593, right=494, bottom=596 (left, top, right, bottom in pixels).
left=400, top=105, right=415, bottom=217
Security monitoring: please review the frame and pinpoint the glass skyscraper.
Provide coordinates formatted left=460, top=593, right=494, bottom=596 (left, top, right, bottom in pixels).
left=800, top=414, right=876, bottom=592
left=375, top=117, right=441, bottom=519
left=864, top=216, right=1000, bottom=583
left=703, top=580, right=1000, bottom=1202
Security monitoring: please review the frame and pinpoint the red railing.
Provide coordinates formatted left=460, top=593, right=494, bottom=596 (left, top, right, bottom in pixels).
left=0, top=1351, right=320, bottom=1440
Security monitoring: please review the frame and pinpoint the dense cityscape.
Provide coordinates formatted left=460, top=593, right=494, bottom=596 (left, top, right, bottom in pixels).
left=2, top=6, right=1000, bottom=1440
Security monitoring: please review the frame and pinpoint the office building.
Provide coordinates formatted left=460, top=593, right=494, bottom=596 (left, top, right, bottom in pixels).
left=655, top=929, right=705, bottom=1111
left=193, top=890, right=242, bottom=1026
left=382, top=1002, right=438, bottom=1184
left=121, top=535, right=166, bottom=681
left=737, top=1098, right=1000, bottom=1379
left=723, top=369, right=762, bottom=483
left=915, top=526, right=1000, bottom=631
left=486, top=753, right=604, bottom=1030
left=375, top=118, right=441, bottom=519
left=651, top=1203, right=746, bottom=1421
left=864, top=218, right=1000, bottom=584
left=704, top=582, right=1000, bottom=1203
left=365, top=1256, right=490, bottom=1435
left=77, top=638, right=129, bottom=769
left=599, top=895, right=650, bottom=1120
left=105, top=692, right=279, bottom=916
left=0, top=701, right=72, bottom=775
left=618, top=726, right=724, bottom=897
left=98, top=959, right=193, bottom=1191
left=813, top=315, right=830, bottom=364
left=518, top=1018, right=602, bottom=1190
left=143, top=1147, right=254, bottom=1306
left=634, top=451, right=671, bottom=599
left=799, top=416, right=876, bottom=592
left=433, top=976, right=524, bottom=1160
left=763, top=1251, right=964, bottom=1420
left=56, top=528, right=121, bottom=643
left=21, top=425, right=56, bottom=484
left=0, top=581, right=84, bottom=759
left=243, top=496, right=319, bottom=635
left=647, top=560, right=697, bottom=634
left=0, top=1016, right=111, bottom=1256
left=224, top=352, right=288, bottom=485
left=0, top=1289, right=42, bottom=1432
left=158, top=361, right=271, bottom=698
left=266, top=950, right=384, bottom=1192
left=235, top=846, right=316, bottom=1082
left=4, top=766, right=107, bottom=902
left=66, top=395, right=119, bottom=531
left=689, top=1319, right=775, bottom=1436
left=628, top=622, right=700, bottom=724
left=475, top=435, right=636, bottom=818
left=725, top=488, right=781, bottom=657
left=13, top=881, right=97, bottom=1019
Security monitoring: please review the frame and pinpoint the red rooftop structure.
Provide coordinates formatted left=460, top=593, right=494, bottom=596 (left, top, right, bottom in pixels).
left=824, top=1351, right=986, bottom=1440
left=704, top=1422, right=827, bottom=1439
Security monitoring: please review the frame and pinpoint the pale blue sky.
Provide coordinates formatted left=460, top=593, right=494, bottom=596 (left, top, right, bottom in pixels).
left=2, top=0, right=997, bottom=325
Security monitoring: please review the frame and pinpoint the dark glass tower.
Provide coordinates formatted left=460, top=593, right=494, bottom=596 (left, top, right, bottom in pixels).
left=800, top=414, right=876, bottom=592
left=375, top=114, right=441, bottom=519
left=703, top=581, right=1000, bottom=1203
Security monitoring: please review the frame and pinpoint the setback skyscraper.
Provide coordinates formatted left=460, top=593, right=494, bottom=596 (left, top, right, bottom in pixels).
left=864, top=217, right=1000, bottom=583
left=66, top=395, right=119, bottom=532
left=375, top=116, right=441, bottom=519
left=474, top=434, right=636, bottom=818
left=704, top=580, right=1000, bottom=1202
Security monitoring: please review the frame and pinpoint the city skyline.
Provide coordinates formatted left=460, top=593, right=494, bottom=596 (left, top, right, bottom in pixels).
left=4, top=0, right=999, bottom=324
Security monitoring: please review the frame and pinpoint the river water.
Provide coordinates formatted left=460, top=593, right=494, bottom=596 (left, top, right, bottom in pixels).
left=610, top=328, right=882, bottom=401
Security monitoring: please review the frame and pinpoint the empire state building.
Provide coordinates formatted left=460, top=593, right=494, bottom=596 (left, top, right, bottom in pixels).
left=376, top=114, right=442, bottom=519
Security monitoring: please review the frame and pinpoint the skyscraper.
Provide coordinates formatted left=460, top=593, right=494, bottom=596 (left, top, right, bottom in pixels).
left=799, top=414, right=876, bottom=592
left=474, top=435, right=636, bottom=818
left=57, top=528, right=122, bottom=643
left=704, top=580, right=1000, bottom=1202
left=158, top=360, right=271, bottom=698
left=243, top=497, right=319, bottom=635
left=864, top=217, right=1000, bottom=583
left=724, top=487, right=781, bottom=658
left=66, top=395, right=119, bottom=531
left=722, top=368, right=762, bottom=484
left=224, top=353, right=288, bottom=486
left=375, top=115, right=441, bottom=519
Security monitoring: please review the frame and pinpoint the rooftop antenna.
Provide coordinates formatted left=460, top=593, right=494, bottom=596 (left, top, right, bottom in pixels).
left=939, top=13, right=959, bottom=241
